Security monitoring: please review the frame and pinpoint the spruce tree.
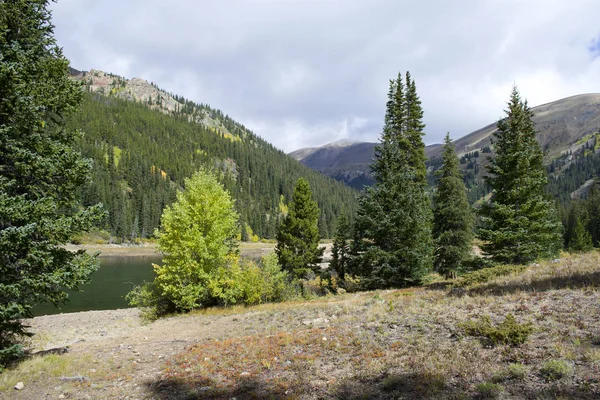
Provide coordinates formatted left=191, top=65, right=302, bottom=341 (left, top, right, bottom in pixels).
left=585, top=178, right=600, bottom=247
left=0, top=0, right=103, bottom=366
left=330, top=214, right=351, bottom=281
left=432, top=133, right=474, bottom=278
left=276, top=178, right=324, bottom=278
left=349, top=72, right=433, bottom=287
left=479, top=87, right=562, bottom=264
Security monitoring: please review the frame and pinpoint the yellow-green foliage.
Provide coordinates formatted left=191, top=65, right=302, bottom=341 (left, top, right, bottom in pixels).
left=457, top=264, right=526, bottom=287
left=152, top=168, right=239, bottom=311
left=208, top=253, right=292, bottom=306
left=278, top=194, right=288, bottom=216
left=245, top=223, right=260, bottom=243
left=540, top=359, right=571, bottom=381
left=113, top=145, right=122, bottom=167
left=460, top=314, right=533, bottom=346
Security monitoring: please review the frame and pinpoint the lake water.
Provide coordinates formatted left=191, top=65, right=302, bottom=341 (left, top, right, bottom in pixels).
left=33, top=255, right=161, bottom=316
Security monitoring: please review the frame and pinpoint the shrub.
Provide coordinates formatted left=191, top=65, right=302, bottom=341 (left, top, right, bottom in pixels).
left=540, top=359, right=571, bottom=381
left=208, top=253, right=294, bottom=306
left=492, top=363, right=529, bottom=382
left=457, top=264, right=526, bottom=287
left=475, top=382, right=503, bottom=399
left=460, top=314, right=533, bottom=346
left=507, top=362, right=529, bottom=379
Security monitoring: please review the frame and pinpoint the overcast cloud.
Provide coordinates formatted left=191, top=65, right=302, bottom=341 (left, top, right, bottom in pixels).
left=50, top=0, right=600, bottom=152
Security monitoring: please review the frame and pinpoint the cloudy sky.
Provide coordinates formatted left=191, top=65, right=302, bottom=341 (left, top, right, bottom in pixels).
left=50, top=0, right=600, bottom=152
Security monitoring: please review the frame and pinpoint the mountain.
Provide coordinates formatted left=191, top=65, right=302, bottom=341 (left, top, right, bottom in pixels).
left=291, top=94, right=600, bottom=201
left=289, top=140, right=377, bottom=189
left=67, top=69, right=358, bottom=241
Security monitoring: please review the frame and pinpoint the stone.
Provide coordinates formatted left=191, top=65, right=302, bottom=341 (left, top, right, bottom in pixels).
left=14, top=382, right=24, bottom=390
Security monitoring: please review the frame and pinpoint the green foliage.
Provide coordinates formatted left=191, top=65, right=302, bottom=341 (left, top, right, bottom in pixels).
left=457, top=264, right=526, bottom=287
left=460, top=314, right=533, bottom=346
left=540, top=359, right=571, bottom=381
left=330, top=214, right=351, bottom=281
left=474, top=382, right=504, bottom=399
left=432, top=133, right=474, bottom=278
left=479, top=87, right=562, bottom=264
left=69, top=91, right=357, bottom=241
left=276, top=178, right=324, bottom=278
left=507, top=363, right=529, bottom=380
left=0, top=0, right=104, bottom=367
left=153, top=168, right=239, bottom=311
left=208, top=253, right=293, bottom=306
left=350, top=72, right=433, bottom=287
left=492, top=362, right=530, bottom=382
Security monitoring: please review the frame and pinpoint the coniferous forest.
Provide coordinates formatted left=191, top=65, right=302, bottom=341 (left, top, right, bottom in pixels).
left=68, top=92, right=358, bottom=241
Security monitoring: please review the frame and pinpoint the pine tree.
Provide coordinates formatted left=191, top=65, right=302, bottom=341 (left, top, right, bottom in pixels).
left=0, top=0, right=104, bottom=366
left=349, top=72, right=433, bottom=287
left=585, top=177, right=600, bottom=246
left=330, top=214, right=351, bottom=281
left=432, top=133, right=474, bottom=278
left=479, top=87, right=562, bottom=264
left=276, top=178, right=324, bottom=278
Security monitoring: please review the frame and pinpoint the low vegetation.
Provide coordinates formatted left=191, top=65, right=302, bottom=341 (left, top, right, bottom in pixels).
left=1, top=251, right=600, bottom=398
left=459, top=314, right=534, bottom=346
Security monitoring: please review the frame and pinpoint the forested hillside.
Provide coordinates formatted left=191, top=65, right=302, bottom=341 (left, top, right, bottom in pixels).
left=69, top=92, right=357, bottom=241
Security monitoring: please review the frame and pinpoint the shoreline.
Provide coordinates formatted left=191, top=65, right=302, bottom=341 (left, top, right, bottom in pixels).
left=65, top=242, right=333, bottom=259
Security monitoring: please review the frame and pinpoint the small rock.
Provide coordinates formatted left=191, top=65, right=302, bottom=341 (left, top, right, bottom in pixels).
left=58, top=395, right=66, bottom=399
left=14, top=382, right=24, bottom=390
left=322, top=337, right=327, bottom=341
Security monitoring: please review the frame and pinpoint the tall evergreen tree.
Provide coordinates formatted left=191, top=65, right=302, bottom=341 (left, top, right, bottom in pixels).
left=349, top=72, right=433, bottom=287
left=330, top=214, right=351, bottom=281
left=479, top=87, right=562, bottom=264
left=0, top=0, right=103, bottom=366
left=432, top=133, right=474, bottom=278
left=276, top=178, right=324, bottom=278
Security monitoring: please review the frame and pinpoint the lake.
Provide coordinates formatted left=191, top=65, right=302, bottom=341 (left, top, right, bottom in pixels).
left=33, top=255, right=161, bottom=316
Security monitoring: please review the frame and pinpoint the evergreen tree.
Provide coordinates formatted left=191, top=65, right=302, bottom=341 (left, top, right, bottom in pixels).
left=569, top=216, right=594, bottom=253
left=585, top=177, right=600, bottom=246
left=349, top=72, right=433, bottom=287
left=0, top=0, right=103, bottom=366
left=479, top=87, right=562, bottom=264
left=330, top=214, right=351, bottom=281
left=432, top=133, right=474, bottom=278
left=276, top=178, right=324, bottom=278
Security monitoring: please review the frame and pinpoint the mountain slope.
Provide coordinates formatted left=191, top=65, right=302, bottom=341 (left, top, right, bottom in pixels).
left=291, top=94, right=600, bottom=200
left=290, top=140, right=377, bottom=189
left=67, top=70, right=358, bottom=240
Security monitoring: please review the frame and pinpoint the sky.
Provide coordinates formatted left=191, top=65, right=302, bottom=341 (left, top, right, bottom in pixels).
left=50, top=0, right=600, bottom=152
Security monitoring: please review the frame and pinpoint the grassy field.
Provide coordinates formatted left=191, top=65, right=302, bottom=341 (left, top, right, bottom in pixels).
left=2, top=251, right=600, bottom=399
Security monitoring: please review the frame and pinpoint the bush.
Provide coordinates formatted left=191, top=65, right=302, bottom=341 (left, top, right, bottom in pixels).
left=540, top=359, right=571, bottom=381
left=208, top=253, right=294, bottom=306
left=460, top=314, right=534, bottom=346
left=128, top=253, right=296, bottom=319
left=492, top=363, right=529, bottom=382
left=457, top=264, right=526, bottom=287
left=475, top=382, right=503, bottom=399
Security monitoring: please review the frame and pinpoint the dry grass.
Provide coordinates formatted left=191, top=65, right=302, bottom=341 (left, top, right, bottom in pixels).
left=144, top=251, right=600, bottom=399
left=2, top=251, right=600, bottom=399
